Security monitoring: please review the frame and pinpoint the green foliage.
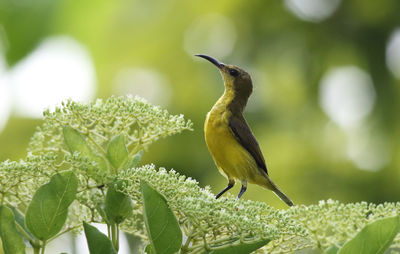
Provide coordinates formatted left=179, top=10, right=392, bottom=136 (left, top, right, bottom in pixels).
left=118, top=165, right=400, bottom=253
left=0, top=159, right=48, bottom=208
left=0, top=96, right=193, bottom=253
left=144, top=244, right=155, bottom=254
left=283, top=200, right=400, bottom=253
left=29, top=96, right=193, bottom=160
left=105, top=180, right=134, bottom=224
left=140, top=181, right=182, bottom=254
left=125, top=150, right=144, bottom=169
left=25, top=171, right=78, bottom=241
left=0, top=206, right=26, bottom=254
left=96, top=204, right=111, bottom=225
left=106, top=134, right=129, bottom=169
left=326, top=246, right=340, bottom=254
left=83, top=222, right=117, bottom=254
left=119, top=165, right=298, bottom=252
left=8, top=206, right=33, bottom=240
left=338, top=216, right=400, bottom=254
left=63, top=125, right=95, bottom=156
left=2, top=0, right=400, bottom=214
left=1, top=96, right=400, bottom=253
left=140, top=181, right=270, bottom=253
left=208, top=238, right=270, bottom=254
left=63, top=125, right=108, bottom=175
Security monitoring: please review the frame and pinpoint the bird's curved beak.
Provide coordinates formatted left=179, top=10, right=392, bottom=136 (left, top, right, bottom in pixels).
left=195, top=54, right=224, bottom=69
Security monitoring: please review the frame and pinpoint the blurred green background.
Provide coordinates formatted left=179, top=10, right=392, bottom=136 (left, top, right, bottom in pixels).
left=1, top=0, right=400, bottom=212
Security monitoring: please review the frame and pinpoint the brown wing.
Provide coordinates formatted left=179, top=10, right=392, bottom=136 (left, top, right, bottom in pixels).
left=228, top=114, right=268, bottom=175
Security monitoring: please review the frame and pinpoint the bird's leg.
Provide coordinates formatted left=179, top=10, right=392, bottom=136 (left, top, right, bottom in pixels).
left=215, top=180, right=235, bottom=199
left=237, top=180, right=247, bottom=199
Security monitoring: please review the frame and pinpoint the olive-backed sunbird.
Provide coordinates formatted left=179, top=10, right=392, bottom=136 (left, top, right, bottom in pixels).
left=196, top=54, right=294, bottom=207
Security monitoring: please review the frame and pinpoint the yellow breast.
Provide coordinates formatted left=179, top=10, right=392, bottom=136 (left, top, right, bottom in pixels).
left=204, top=102, right=260, bottom=182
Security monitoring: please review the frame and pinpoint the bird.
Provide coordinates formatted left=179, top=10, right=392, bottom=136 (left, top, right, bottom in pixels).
left=196, top=54, right=294, bottom=207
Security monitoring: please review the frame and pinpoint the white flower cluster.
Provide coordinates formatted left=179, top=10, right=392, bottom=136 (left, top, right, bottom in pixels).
left=28, top=96, right=193, bottom=155
left=2, top=159, right=400, bottom=253
left=1, top=96, right=193, bottom=239
left=1, top=96, right=399, bottom=253
left=118, top=165, right=304, bottom=251
left=117, top=165, right=400, bottom=253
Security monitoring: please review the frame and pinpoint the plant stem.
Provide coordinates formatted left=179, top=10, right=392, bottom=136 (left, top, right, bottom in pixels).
left=48, top=225, right=81, bottom=242
left=41, top=240, right=46, bottom=254
left=14, top=222, right=34, bottom=243
left=116, top=223, right=120, bottom=251
left=180, top=239, right=191, bottom=253
left=33, top=246, right=40, bottom=254
left=111, top=223, right=119, bottom=251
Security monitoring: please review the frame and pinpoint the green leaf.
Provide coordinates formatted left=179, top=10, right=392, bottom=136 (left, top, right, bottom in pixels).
left=123, top=150, right=144, bottom=169
left=338, top=216, right=400, bottom=254
left=8, top=206, right=33, bottom=240
left=105, top=180, right=133, bottom=224
left=141, top=181, right=182, bottom=254
left=63, top=126, right=93, bottom=156
left=96, top=204, right=111, bottom=225
left=0, top=206, right=26, bottom=254
left=63, top=126, right=107, bottom=172
left=106, top=134, right=128, bottom=169
left=208, top=239, right=270, bottom=254
left=326, top=245, right=339, bottom=254
left=93, top=154, right=109, bottom=173
left=25, top=171, right=78, bottom=241
left=83, top=222, right=117, bottom=254
left=144, top=244, right=155, bottom=254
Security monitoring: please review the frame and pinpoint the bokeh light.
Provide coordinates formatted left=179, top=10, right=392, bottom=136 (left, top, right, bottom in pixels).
left=184, top=13, right=237, bottom=59
left=1, top=0, right=400, bottom=251
left=8, top=36, right=96, bottom=118
left=113, top=68, right=171, bottom=107
left=0, top=56, right=11, bottom=132
left=386, top=28, right=400, bottom=79
left=346, top=126, right=390, bottom=171
left=319, top=66, right=376, bottom=130
left=284, top=0, right=341, bottom=22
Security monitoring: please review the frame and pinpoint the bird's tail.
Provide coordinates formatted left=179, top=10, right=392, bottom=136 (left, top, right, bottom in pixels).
left=272, top=186, right=294, bottom=207
left=268, top=180, right=294, bottom=207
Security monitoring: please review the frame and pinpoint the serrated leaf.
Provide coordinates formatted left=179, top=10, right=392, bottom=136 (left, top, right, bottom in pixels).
left=123, top=150, right=143, bottom=169
left=0, top=206, right=26, bottom=254
left=141, top=181, right=182, bottom=254
left=106, top=134, right=128, bottom=169
left=25, top=171, right=78, bottom=241
left=63, top=126, right=107, bottom=172
left=208, top=239, right=270, bottom=254
left=83, top=222, right=117, bottom=254
left=338, top=216, right=400, bottom=254
left=105, top=180, right=133, bottom=224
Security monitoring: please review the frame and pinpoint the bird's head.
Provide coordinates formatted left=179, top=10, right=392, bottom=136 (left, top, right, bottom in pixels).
left=195, top=54, right=253, bottom=100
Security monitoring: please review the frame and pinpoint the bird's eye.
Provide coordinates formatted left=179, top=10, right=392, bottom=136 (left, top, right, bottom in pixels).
left=229, top=69, right=239, bottom=77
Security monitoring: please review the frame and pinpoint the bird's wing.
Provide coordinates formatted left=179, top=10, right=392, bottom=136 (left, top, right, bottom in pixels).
left=228, top=114, right=268, bottom=175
